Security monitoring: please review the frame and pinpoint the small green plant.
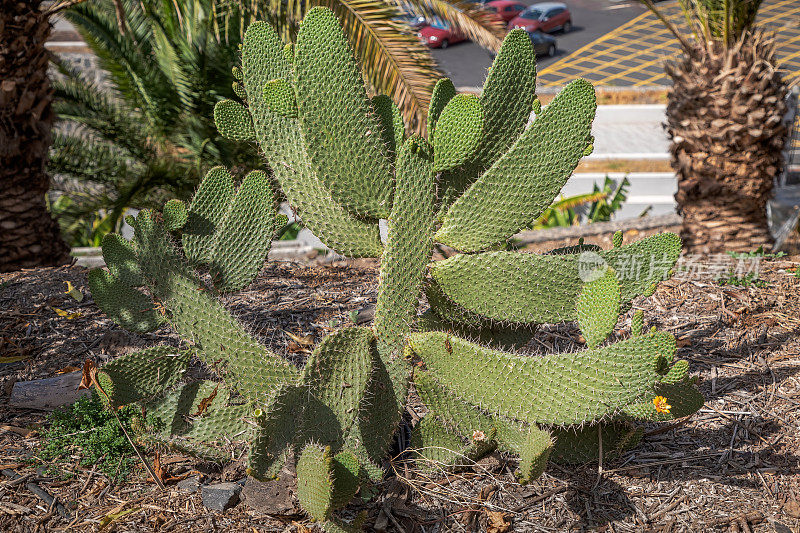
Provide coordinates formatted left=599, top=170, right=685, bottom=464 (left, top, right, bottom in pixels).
left=38, top=391, right=138, bottom=480
left=726, top=246, right=786, bottom=261
left=718, top=270, right=769, bottom=288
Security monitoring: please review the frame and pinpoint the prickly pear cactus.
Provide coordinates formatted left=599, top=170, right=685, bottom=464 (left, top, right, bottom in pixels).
left=87, top=8, right=701, bottom=531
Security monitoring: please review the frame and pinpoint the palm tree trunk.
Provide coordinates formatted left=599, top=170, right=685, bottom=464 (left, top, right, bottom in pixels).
left=0, top=0, right=70, bottom=271
left=666, top=32, right=788, bottom=254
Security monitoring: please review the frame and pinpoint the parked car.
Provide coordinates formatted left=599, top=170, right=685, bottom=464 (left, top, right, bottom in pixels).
left=509, top=2, right=572, bottom=33
left=528, top=30, right=557, bottom=57
left=418, top=20, right=467, bottom=48
left=485, top=0, right=527, bottom=22
left=488, top=30, right=556, bottom=59
left=394, top=13, right=428, bottom=31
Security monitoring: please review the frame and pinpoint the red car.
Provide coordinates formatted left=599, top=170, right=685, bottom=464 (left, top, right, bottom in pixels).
left=485, top=0, right=527, bottom=22
left=418, top=20, right=467, bottom=49
left=509, top=2, right=572, bottom=33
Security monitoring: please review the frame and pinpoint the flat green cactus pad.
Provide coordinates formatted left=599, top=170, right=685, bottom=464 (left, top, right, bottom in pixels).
left=242, top=21, right=383, bottom=257
left=182, top=166, right=235, bottom=265
left=96, top=346, right=193, bottom=407
left=433, top=94, right=483, bottom=173
left=162, top=199, right=188, bottom=232
left=296, top=444, right=336, bottom=521
left=139, top=381, right=252, bottom=461
left=429, top=233, right=681, bottom=325
left=436, top=79, right=596, bottom=252
left=475, top=29, right=538, bottom=168
left=427, top=78, right=456, bottom=141
left=100, top=233, right=143, bottom=287
left=209, top=169, right=277, bottom=293
left=88, top=268, right=164, bottom=333
left=577, top=266, right=621, bottom=348
left=375, top=136, right=436, bottom=355
left=213, top=99, right=255, bottom=141
left=410, top=330, right=679, bottom=426
left=262, top=78, right=298, bottom=118
left=371, top=94, right=404, bottom=161
left=294, top=7, right=393, bottom=219
left=414, top=372, right=552, bottom=482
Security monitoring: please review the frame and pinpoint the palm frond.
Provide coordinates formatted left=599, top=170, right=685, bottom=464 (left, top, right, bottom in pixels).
left=640, top=0, right=764, bottom=52
left=316, top=0, right=444, bottom=130
left=65, top=1, right=179, bottom=130
left=397, top=0, right=505, bottom=51
left=549, top=191, right=609, bottom=211
left=52, top=75, right=160, bottom=162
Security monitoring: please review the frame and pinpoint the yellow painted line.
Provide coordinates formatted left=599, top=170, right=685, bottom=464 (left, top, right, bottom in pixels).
left=539, top=0, right=800, bottom=88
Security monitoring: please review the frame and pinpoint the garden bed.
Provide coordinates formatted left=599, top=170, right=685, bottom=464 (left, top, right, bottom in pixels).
left=1, top=246, right=799, bottom=532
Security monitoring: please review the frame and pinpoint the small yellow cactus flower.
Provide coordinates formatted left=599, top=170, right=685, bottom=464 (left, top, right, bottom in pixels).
left=472, top=430, right=487, bottom=442
left=653, top=396, right=671, bottom=414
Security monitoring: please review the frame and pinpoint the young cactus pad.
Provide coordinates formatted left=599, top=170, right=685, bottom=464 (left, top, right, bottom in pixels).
left=87, top=8, right=701, bottom=528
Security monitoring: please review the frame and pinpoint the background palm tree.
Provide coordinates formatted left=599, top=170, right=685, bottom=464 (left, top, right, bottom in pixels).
left=51, top=0, right=263, bottom=245
left=0, top=0, right=73, bottom=272
left=640, top=0, right=789, bottom=253
left=51, top=0, right=503, bottom=245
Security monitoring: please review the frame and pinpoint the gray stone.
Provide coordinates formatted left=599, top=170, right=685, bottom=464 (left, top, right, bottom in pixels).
left=201, top=482, right=242, bottom=511
left=241, top=471, right=297, bottom=514
left=771, top=520, right=792, bottom=533
left=176, top=476, right=200, bottom=493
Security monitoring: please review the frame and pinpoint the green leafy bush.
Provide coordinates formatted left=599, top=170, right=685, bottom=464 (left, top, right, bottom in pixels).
left=38, top=392, right=138, bottom=480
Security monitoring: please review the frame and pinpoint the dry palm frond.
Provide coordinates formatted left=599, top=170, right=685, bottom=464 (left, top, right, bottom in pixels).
left=319, top=0, right=442, bottom=130
left=45, top=0, right=89, bottom=15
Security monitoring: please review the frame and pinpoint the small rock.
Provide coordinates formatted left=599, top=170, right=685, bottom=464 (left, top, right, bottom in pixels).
left=241, top=470, right=297, bottom=514
left=201, top=482, right=242, bottom=511
left=771, top=520, right=792, bottom=533
left=176, top=476, right=200, bottom=493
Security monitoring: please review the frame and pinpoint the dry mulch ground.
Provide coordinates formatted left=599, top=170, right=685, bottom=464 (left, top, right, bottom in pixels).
left=1, top=243, right=799, bottom=532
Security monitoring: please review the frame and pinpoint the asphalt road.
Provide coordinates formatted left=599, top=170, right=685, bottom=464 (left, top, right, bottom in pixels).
left=431, top=0, right=649, bottom=88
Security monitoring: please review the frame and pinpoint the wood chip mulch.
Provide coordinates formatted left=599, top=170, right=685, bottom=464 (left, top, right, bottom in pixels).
left=1, top=250, right=799, bottom=532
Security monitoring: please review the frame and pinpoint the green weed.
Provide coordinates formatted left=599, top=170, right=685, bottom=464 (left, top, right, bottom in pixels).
left=37, top=391, right=139, bottom=480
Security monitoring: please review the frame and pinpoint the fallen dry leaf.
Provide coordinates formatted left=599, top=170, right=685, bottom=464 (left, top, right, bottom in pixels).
left=194, top=384, right=219, bottom=416
left=284, top=330, right=314, bottom=345
left=486, top=510, right=512, bottom=533
left=77, top=359, right=98, bottom=391
left=0, top=355, right=30, bottom=364
left=56, top=365, right=81, bottom=374
left=51, top=306, right=82, bottom=319
left=149, top=451, right=167, bottom=485
left=64, top=281, right=84, bottom=302
left=99, top=506, right=140, bottom=530
left=0, top=425, right=35, bottom=437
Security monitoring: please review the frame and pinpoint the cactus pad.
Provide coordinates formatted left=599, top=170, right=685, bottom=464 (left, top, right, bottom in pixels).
left=433, top=94, right=483, bottom=173
left=410, top=330, right=680, bottom=426
left=213, top=99, right=255, bottom=141
left=436, top=79, right=596, bottom=252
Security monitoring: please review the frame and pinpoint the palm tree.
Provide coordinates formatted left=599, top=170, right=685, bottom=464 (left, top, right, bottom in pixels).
left=640, top=0, right=789, bottom=253
left=0, top=0, right=71, bottom=271
left=51, top=0, right=263, bottom=243
left=51, top=0, right=503, bottom=244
